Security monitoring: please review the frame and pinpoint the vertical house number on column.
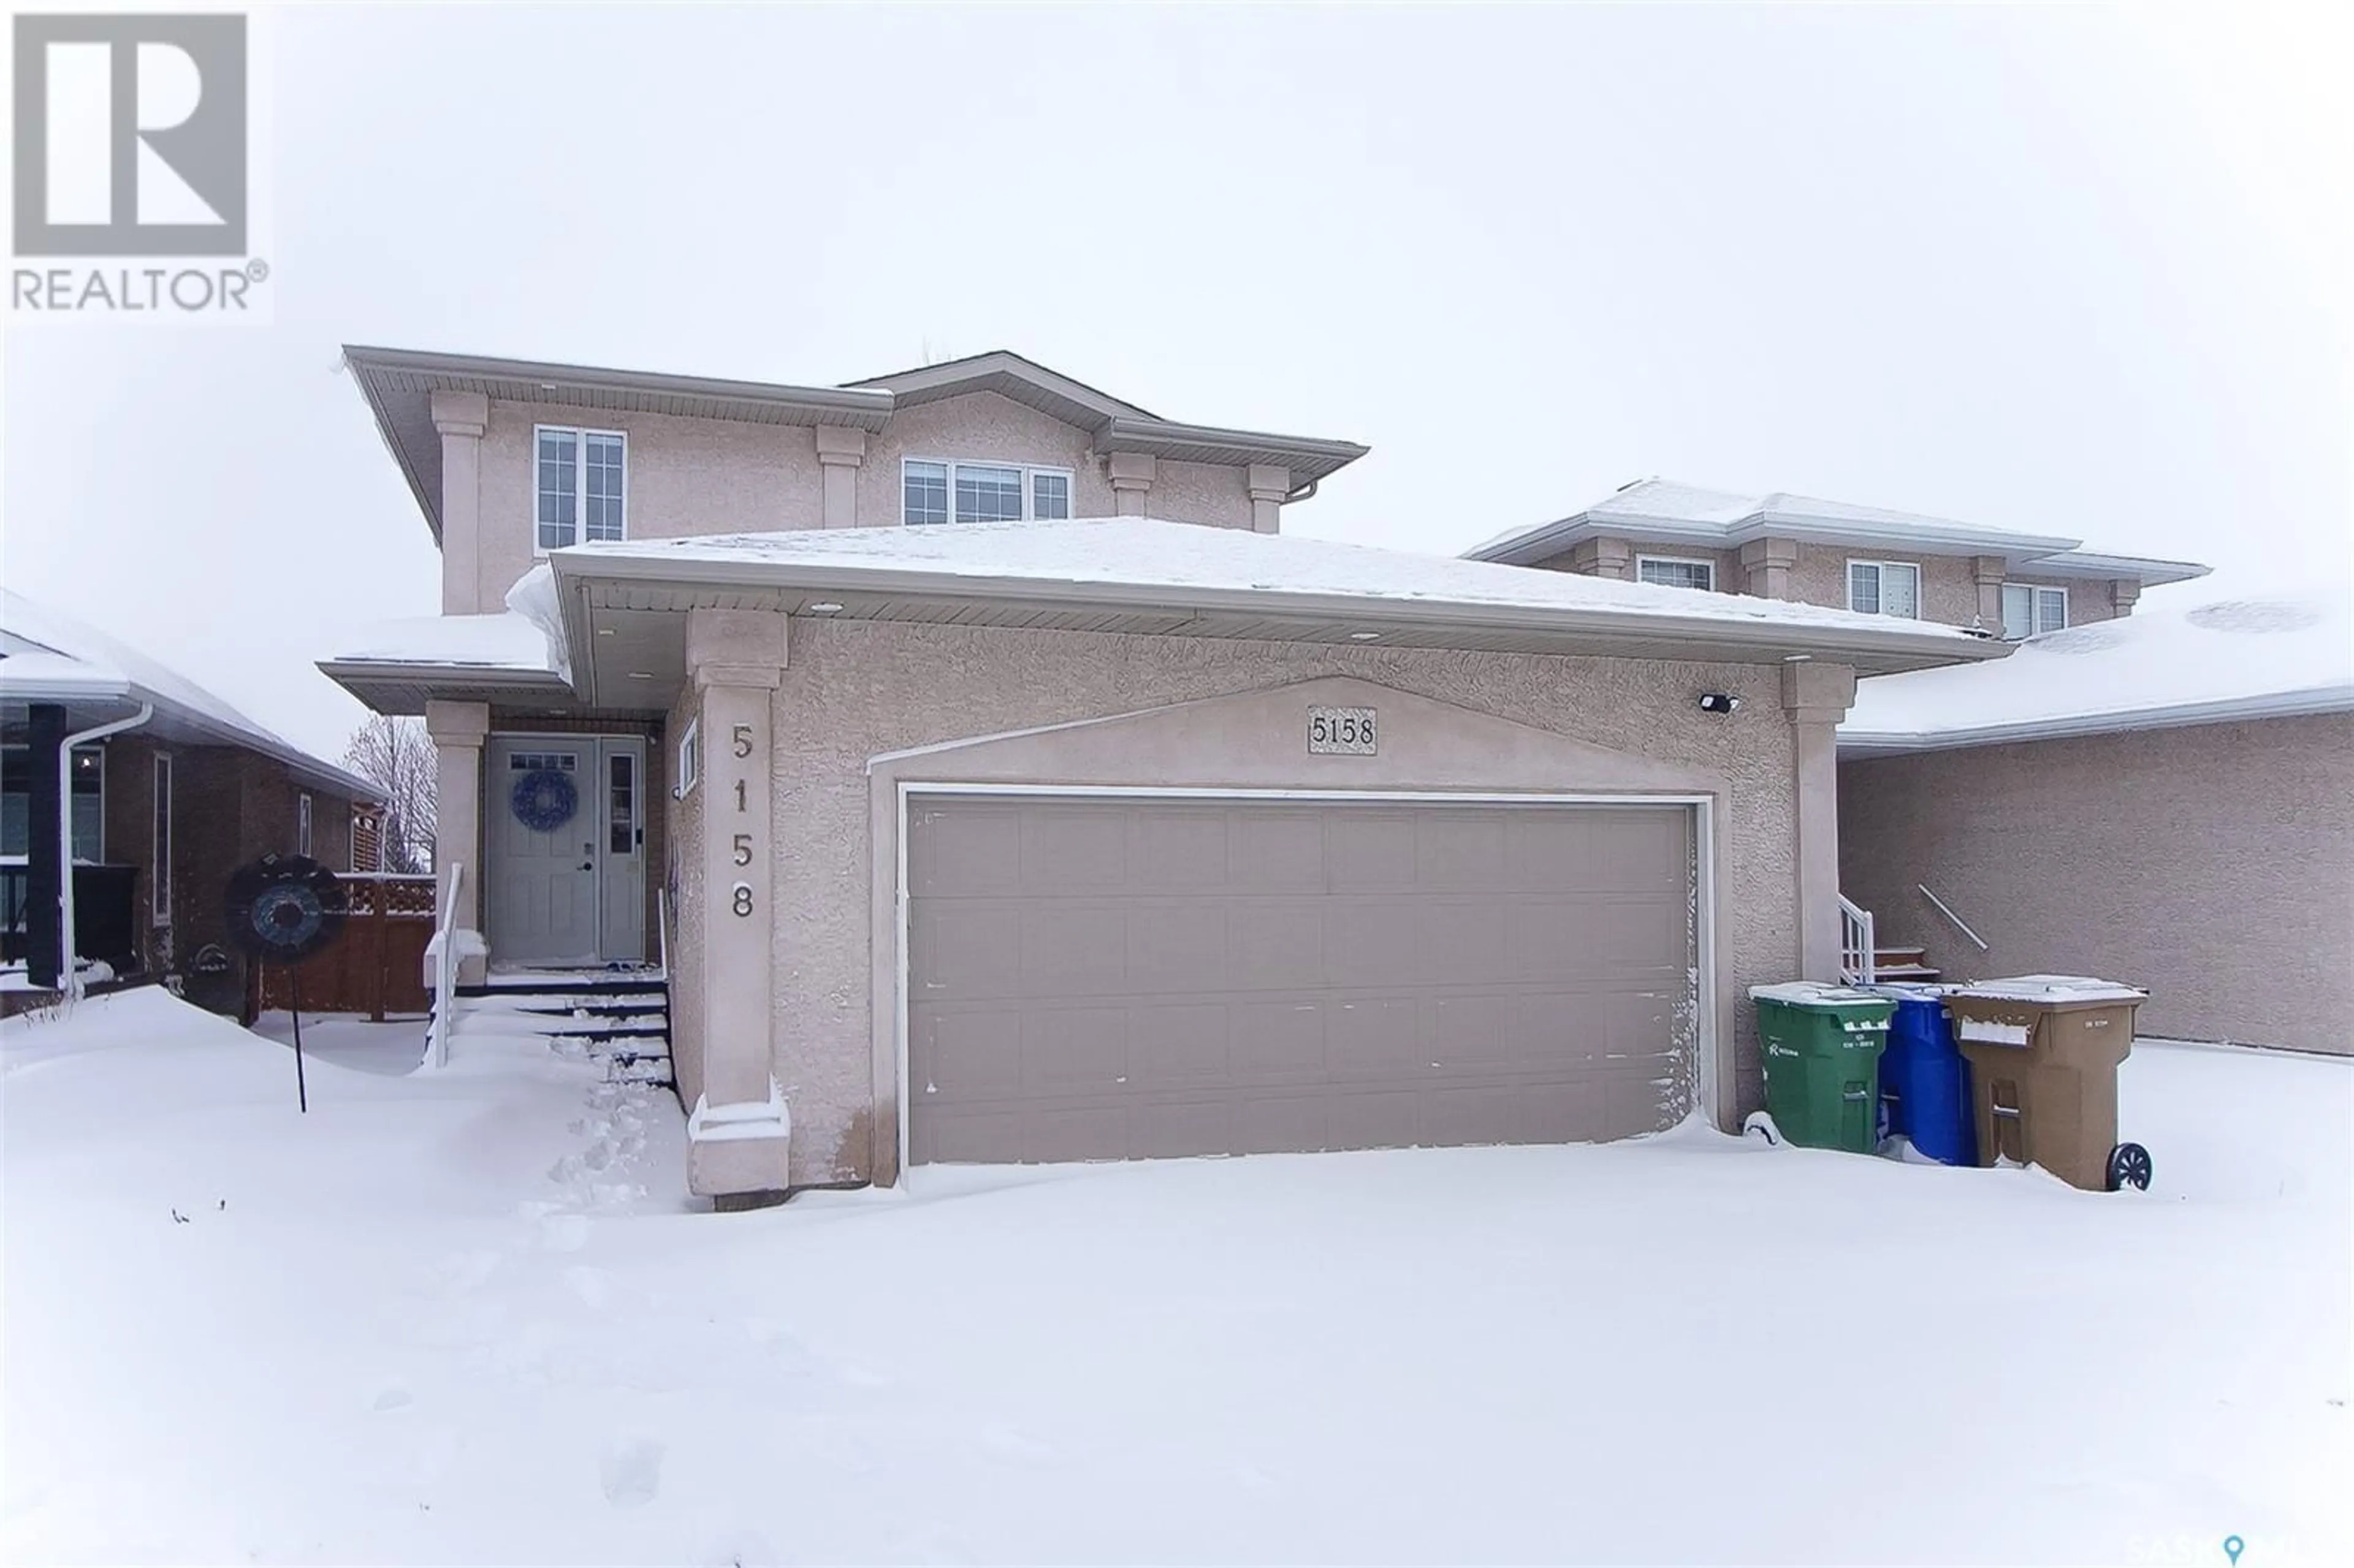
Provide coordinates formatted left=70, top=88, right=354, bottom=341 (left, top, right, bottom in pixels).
left=730, top=721, right=757, bottom=918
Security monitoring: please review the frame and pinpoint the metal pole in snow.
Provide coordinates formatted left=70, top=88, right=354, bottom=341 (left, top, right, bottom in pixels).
left=289, top=965, right=310, bottom=1114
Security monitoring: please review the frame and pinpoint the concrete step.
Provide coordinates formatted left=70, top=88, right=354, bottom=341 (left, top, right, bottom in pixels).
left=1873, top=962, right=1944, bottom=982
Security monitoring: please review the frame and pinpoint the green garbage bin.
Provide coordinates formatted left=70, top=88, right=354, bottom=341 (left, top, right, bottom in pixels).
left=1748, top=982, right=1899, bottom=1152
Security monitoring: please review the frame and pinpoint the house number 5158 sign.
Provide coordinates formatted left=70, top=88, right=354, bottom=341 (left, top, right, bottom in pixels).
left=729, top=721, right=758, bottom=916
left=1308, top=705, right=1377, bottom=755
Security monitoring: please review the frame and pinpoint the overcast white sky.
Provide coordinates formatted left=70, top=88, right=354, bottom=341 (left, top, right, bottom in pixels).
left=4, top=1, right=2347, bottom=761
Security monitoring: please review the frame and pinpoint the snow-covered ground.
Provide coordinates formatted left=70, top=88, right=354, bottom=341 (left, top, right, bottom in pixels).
left=4, top=990, right=2347, bottom=1566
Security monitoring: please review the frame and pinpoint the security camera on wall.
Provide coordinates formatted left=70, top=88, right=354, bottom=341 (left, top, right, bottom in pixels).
left=1696, top=693, right=1741, bottom=715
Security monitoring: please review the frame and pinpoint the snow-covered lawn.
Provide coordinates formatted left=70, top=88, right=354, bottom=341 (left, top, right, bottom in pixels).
left=4, top=991, right=2347, bottom=1566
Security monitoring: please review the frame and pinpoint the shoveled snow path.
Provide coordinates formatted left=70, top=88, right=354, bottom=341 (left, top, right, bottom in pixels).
left=2, top=991, right=2347, bottom=1565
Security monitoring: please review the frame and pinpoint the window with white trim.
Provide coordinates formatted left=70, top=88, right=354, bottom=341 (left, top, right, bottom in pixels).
left=1637, top=555, right=1715, bottom=592
left=676, top=720, right=701, bottom=797
left=152, top=754, right=172, bottom=924
left=902, top=459, right=1076, bottom=525
left=1848, top=560, right=1922, bottom=618
left=536, top=425, right=628, bottom=551
left=297, top=793, right=313, bottom=857
left=1, top=745, right=104, bottom=861
left=2001, top=583, right=2068, bottom=639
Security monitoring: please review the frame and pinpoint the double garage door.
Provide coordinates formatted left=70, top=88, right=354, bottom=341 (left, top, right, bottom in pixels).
left=907, top=794, right=1697, bottom=1166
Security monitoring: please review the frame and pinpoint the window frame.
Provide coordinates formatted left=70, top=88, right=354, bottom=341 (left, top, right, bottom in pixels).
left=1846, top=558, right=1924, bottom=620
left=1635, top=554, right=1717, bottom=592
left=152, top=753, right=172, bottom=924
left=2002, top=582, right=2069, bottom=639
left=533, top=424, right=630, bottom=555
left=297, top=792, right=313, bottom=858
left=0, top=744, right=104, bottom=862
left=901, top=456, right=1077, bottom=527
left=676, top=719, right=701, bottom=799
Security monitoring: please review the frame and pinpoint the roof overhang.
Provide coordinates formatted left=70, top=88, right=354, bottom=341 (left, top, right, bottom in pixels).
left=2010, top=552, right=2213, bottom=587
left=1840, top=685, right=2354, bottom=756
left=343, top=345, right=896, bottom=543
left=316, top=659, right=578, bottom=719
left=1469, top=511, right=2083, bottom=568
left=1093, top=416, right=1370, bottom=487
left=845, top=350, right=1154, bottom=426
left=541, top=541, right=2009, bottom=712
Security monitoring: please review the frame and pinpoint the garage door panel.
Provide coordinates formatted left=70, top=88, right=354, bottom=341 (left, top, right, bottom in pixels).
left=1415, top=810, right=1510, bottom=890
left=1129, top=1002, right=1231, bottom=1087
left=1228, top=901, right=1328, bottom=990
left=1231, top=810, right=1327, bottom=892
left=907, top=804, right=1026, bottom=897
left=1023, top=1006, right=1130, bottom=1094
left=1127, top=809, right=1233, bottom=890
left=1019, top=905, right=1131, bottom=995
left=1228, top=998, right=1329, bottom=1078
left=911, top=903, right=1025, bottom=1001
left=907, top=796, right=1696, bottom=1166
left=1327, top=810, right=1417, bottom=891
left=1019, top=809, right=1130, bottom=892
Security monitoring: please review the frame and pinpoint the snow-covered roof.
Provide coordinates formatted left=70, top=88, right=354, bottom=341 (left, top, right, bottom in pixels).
left=1840, top=592, right=2354, bottom=754
left=0, top=590, right=377, bottom=801
left=552, top=516, right=2009, bottom=676
left=1465, top=478, right=2212, bottom=587
left=330, top=612, right=562, bottom=677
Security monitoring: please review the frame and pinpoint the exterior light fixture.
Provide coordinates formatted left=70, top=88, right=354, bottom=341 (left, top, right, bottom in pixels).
left=1696, top=693, right=1740, bottom=715
left=625, top=671, right=655, bottom=680
left=1349, top=631, right=1381, bottom=641
left=806, top=602, right=844, bottom=614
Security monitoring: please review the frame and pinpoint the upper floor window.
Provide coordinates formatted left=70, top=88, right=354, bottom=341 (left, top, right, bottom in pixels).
left=1637, top=555, right=1715, bottom=592
left=903, top=459, right=1075, bottom=526
left=537, top=426, right=627, bottom=552
left=1848, top=560, right=1921, bottom=618
left=2002, top=583, right=2068, bottom=639
left=297, top=793, right=313, bottom=857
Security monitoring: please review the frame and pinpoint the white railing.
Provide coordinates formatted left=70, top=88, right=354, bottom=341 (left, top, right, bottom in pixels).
left=426, top=861, right=463, bottom=1070
left=1838, top=894, right=1876, bottom=985
left=655, top=885, right=671, bottom=984
left=1918, top=883, right=1990, bottom=952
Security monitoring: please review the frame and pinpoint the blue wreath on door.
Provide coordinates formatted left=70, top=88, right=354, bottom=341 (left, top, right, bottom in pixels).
left=511, top=767, right=579, bottom=833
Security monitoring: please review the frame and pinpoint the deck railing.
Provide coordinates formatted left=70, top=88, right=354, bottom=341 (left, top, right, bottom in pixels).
left=1838, top=894, right=1876, bottom=985
left=425, top=862, right=463, bottom=1070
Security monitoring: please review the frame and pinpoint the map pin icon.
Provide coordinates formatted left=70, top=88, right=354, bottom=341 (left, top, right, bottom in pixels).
left=2223, top=1537, right=2244, bottom=1566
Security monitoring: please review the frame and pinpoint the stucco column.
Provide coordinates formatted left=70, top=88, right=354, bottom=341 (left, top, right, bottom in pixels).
left=1783, top=661, right=1858, bottom=982
left=423, top=699, right=488, bottom=980
left=815, top=426, right=866, bottom=528
left=430, top=390, right=489, bottom=616
left=1739, top=537, right=1799, bottom=599
left=1972, top=556, right=2006, bottom=631
left=1246, top=463, right=1290, bottom=535
left=1567, top=537, right=1634, bottom=580
left=1106, top=451, right=1156, bottom=516
left=682, top=607, right=792, bottom=1206
left=2109, top=579, right=2141, bottom=617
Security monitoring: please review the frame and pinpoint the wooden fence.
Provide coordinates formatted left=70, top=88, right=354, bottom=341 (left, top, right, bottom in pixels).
left=254, top=873, right=436, bottom=1020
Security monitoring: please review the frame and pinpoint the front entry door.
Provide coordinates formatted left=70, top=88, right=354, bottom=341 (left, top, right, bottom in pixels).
left=486, top=736, right=646, bottom=965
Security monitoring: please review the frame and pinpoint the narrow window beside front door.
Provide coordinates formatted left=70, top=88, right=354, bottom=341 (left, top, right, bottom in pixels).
left=609, top=752, right=637, bottom=856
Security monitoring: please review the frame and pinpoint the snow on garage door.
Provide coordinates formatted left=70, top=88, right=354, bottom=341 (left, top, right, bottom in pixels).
left=905, top=795, right=1698, bottom=1166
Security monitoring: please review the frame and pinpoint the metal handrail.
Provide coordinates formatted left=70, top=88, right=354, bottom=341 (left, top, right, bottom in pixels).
left=426, top=861, right=463, bottom=1069
left=1918, top=883, right=1990, bottom=951
left=1838, top=893, right=1876, bottom=985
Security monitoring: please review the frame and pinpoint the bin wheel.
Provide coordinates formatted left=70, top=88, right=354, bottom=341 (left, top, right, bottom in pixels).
left=2106, top=1142, right=2153, bottom=1192
left=1743, top=1111, right=1783, bottom=1147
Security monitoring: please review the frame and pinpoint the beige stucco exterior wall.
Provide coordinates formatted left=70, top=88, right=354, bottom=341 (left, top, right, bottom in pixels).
left=1838, top=713, right=2354, bottom=1054
left=448, top=390, right=1268, bottom=612
left=463, top=401, right=826, bottom=613
left=749, top=621, right=1808, bottom=1187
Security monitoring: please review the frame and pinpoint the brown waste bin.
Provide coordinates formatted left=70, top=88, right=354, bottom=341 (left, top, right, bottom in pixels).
left=1946, top=975, right=2152, bottom=1192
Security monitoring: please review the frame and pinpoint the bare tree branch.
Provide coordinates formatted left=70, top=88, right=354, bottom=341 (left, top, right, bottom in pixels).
left=342, top=717, right=436, bottom=874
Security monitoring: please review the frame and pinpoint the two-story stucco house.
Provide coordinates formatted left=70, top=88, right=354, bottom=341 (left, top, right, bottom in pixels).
left=1468, top=479, right=2352, bottom=1057
left=324, top=349, right=2006, bottom=1206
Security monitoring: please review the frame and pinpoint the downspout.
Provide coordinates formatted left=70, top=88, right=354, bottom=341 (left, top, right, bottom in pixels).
left=1284, top=478, right=1319, bottom=505
left=58, top=703, right=153, bottom=1001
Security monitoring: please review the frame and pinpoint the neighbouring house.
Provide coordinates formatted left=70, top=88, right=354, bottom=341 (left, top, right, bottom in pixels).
left=1467, top=479, right=2349, bottom=1056
left=1462, top=478, right=2209, bottom=636
left=322, top=345, right=2005, bottom=1205
left=1838, top=593, right=2353, bottom=1056
left=1, top=590, right=379, bottom=1014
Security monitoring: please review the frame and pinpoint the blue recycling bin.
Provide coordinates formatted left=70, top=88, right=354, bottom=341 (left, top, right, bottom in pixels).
left=1865, top=984, right=1977, bottom=1166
